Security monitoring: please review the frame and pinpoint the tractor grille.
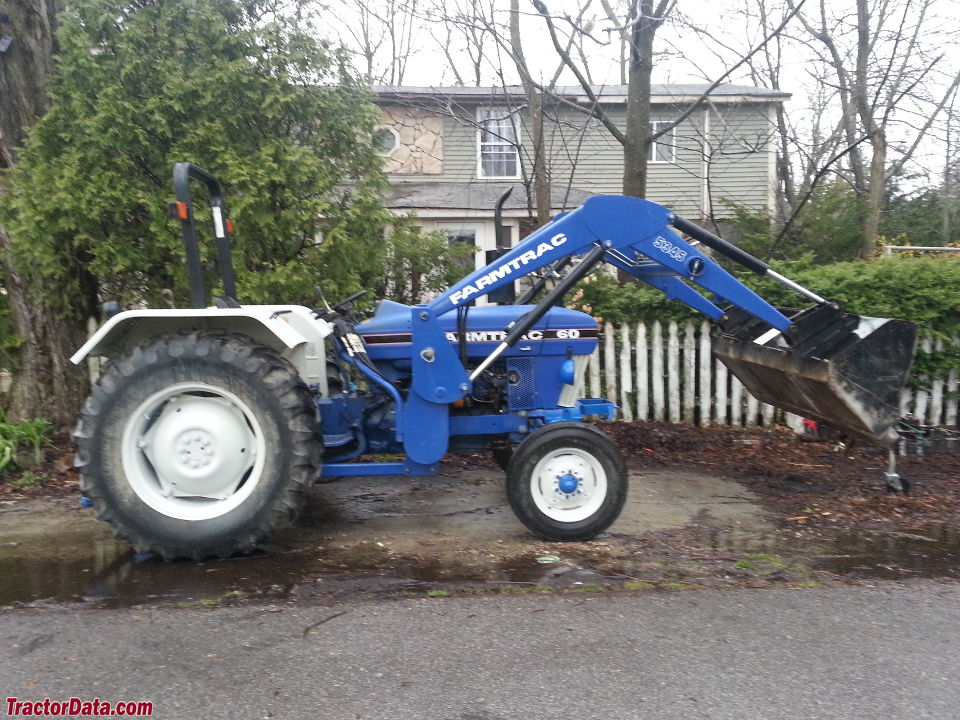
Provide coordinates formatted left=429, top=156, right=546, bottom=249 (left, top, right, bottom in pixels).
left=507, top=357, right=536, bottom=410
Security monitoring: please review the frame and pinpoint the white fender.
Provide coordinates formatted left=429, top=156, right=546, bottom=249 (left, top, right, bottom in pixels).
left=71, top=305, right=334, bottom=394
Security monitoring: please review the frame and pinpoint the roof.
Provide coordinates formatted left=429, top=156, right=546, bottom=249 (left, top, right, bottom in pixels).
left=374, top=83, right=790, bottom=104
left=384, top=182, right=596, bottom=213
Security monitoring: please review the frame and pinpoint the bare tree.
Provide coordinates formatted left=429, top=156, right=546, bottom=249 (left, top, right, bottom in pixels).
left=706, top=0, right=797, bottom=214
left=787, top=0, right=960, bottom=258
left=598, top=0, right=635, bottom=85
left=338, top=0, right=803, bottom=231
left=621, top=0, right=678, bottom=197
left=333, top=0, right=421, bottom=85
left=941, top=92, right=960, bottom=244
left=509, top=0, right=551, bottom=224
left=530, top=0, right=804, bottom=199
left=425, top=0, right=493, bottom=86
left=378, top=0, right=592, bottom=225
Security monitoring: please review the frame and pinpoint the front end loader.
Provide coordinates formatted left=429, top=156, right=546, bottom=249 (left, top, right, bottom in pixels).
left=71, top=164, right=917, bottom=559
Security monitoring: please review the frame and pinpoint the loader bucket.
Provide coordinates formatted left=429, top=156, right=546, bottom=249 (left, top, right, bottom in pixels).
left=712, top=308, right=917, bottom=448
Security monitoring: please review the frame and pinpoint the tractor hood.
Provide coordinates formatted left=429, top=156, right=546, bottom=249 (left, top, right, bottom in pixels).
left=356, top=300, right=599, bottom=360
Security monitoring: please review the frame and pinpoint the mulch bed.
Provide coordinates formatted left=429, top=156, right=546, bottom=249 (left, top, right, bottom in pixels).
left=0, top=430, right=79, bottom=500
left=602, top=420, right=960, bottom=529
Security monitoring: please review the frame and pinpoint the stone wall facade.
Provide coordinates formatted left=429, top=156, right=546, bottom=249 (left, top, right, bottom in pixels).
left=379, top=104, right=444, bottom=175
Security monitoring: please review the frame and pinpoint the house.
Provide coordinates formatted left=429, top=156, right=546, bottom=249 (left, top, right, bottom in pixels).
left=372, top=83, right=789, bottom=270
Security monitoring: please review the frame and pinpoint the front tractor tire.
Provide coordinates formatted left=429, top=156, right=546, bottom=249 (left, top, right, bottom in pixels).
left=506, top=423, right=627, bottom=542
left=73, top=332, right=321, bottom=560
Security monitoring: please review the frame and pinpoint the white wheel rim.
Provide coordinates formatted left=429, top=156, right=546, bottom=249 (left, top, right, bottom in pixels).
left=120, top=382, right=266, bottom=521
left=529, top=447, right=607, bottom=523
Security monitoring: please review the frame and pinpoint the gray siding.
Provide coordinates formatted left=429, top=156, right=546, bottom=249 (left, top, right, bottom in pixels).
left=542, top=108, right=623, bottom=198
left=437, top=109, right=479, bottom=181
left=542, top=106, right=712, bottom=216
left=380, top=97, right=778, bottom=218
left=703, top=104, right=774, bottom=216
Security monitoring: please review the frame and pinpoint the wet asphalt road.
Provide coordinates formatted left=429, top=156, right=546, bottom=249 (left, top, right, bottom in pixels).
left=2, top=584, right=959, bottom=720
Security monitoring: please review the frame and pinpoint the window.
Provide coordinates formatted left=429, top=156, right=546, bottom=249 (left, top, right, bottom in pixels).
left=437, top=223, right=480, bottom=271
left=372, top=125, right=399, bottom=156
left=650, top=120, right=676, bottom=163
left=477, top=108, right=520, bottom=178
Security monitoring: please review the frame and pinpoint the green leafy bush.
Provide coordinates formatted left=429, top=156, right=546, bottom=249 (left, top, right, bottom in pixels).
left=0, top=0, right=388, bottom=314
left=568, top=272, right=701, bottom=327
left=726, top=183, right=866, bottom=264
left=573, top=255, right=960, bottom=335
left=375, top=215, right=476, bottom=306
left=568, top=255, right=960, bottom=386
left=747, top=255, right=960, bottom=335
left=0, top=416, right=53, bottom=474
left=0, top=293, right=23, bottom=372
left=758, top=256, right=960, bottom=386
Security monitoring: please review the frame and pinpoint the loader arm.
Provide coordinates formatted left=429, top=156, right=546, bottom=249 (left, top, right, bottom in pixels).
left=426, top=195, right=798, bottom=385
left=428, top=196, right=793, bottom=334
left=424, top=195, right=916, bottom=448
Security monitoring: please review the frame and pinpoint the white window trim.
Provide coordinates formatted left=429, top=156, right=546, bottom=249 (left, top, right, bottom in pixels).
left=476, top=107, right=522, bottom=180
left=649, top=120, right=676, bottom=164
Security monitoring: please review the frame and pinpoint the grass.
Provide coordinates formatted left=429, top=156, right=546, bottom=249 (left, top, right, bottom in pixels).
left=0, top=415, right=54, bottom=476
left=734, top=553, right=812, bottom=578
left=495, top=584, right=551, bottom=595
left=175, top=598, right=220, bottom=608
left=565, top=583, right=607, bottom=594
left=9, top=471, right=45, bottom=490
left=622, top=581, right=656, bottom=591
left=734, top=553, right=789, bottom=572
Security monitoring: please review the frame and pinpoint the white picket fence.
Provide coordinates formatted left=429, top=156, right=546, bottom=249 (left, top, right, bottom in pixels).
left=5, top=318, right=953, bottom=431
left=576, top=320, right=960, bottom=429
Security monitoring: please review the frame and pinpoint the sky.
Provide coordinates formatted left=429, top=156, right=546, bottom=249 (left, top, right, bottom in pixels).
left=324, top=1, right=829, bottom=87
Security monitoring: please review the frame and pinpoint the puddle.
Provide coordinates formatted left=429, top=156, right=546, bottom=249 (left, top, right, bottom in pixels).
left=677, top=522, right=960, bottom=581
left=0, top=488, right=619, bottom=607
left=812, top=525, right=960, bottom=580
left=1, top=470, right=958, bottom=607
left=0, top=526, right=612, bottom=608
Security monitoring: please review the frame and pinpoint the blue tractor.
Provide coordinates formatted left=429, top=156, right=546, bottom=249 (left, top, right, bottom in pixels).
left=71, top=164, right=917, bottom=559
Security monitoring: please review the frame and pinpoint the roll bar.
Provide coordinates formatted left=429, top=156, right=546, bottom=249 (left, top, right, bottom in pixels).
left=169, top=162, right=238, bottom=308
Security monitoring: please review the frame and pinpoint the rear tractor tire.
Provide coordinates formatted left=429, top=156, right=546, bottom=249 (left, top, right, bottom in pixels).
left=73, top=332, right=322, bottom=560
left=506, top=423, right=627, bottom=542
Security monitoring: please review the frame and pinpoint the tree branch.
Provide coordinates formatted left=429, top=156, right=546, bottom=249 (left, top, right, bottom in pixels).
left=767, top=134, right=873, bottom=257
left=648, top=0, right=808, bottom=142
left=888, top=68, right=960, bottom=178
left=530, top=0, right=626, bottom=144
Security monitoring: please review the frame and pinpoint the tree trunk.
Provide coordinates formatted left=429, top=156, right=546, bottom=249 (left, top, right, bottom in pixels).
left=0, top=0, right=94, bottom=425
left=526, top=89, right=550, bottom=226
left=774, top=107, right=794, bottom=211
left=854, top=0, right=882, bottom=260
left=0, top=0, right=58, bottom=162
left=622, top=0, right=657, bottom=198
left=860, top=127, right=887, bottom=259
left=510, top=0, right=550, bottom=226
left=943, top=124, right=954, bottom=245
left=943, top=182, right=951, bottom=245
